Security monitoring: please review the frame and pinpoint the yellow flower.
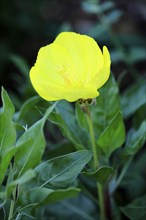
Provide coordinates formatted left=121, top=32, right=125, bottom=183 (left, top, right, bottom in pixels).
left=30, top=32, right=111, bottom=102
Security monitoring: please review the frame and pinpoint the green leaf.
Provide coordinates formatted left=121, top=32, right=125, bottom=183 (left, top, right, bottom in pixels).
left=97, top=112, right=125, bottom=158
left=49, top=101, right=88, bottom=150
left=16, top=95, right=41, bottom=122
left=91, top=75, right=121, bottom=136
left=121, top=77, right=146, bottom=118
left=0, top=88, right=16, bottom=185
left=121, top=195, right=146, bottom=220
left=75, top=103, right=88, bottom=130
left=42, top=193, right=96, bottom=220
left=14, top=102, right=57, bottom=176
left=18, top=187, right=80, bottom=207
left=82, top=166, right=115, bottom=184
left=6, top=169, right=36, bottom=198
left=123, top=120, right=146, bottom=156
left=0, top=147, right=17, bottom=185
left=31, top=150, right=92, bottom=189
left=0, top=87, right=16, bottom=157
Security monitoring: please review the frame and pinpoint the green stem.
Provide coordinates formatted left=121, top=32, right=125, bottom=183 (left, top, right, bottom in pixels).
left=85, top=106, right=106, bottom=220
left=85, top=107, right=99, bottom=169
left=8, top=199, right=15, bottom=220
left=8, top=177, right=16, bottom=220
left=98, top=183, right=105, bottom=220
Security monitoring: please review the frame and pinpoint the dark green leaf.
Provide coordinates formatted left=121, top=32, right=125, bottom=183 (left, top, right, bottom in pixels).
left=121, top=77, right=146, bottom=118
left=32, top=150, right=92, bottom=189
left=91, top=75, right=121, bottom=136
left=82, top=166, right=115, bottom=184
left=41, top=193, right=96, bottom=220
left=16, top=95, right=41, bottom=122
left=121, top=195, right=146, bottom=220
left=18, top=187, right=80, bottom=209
left=49, top=101, right=88, bottom=150
left=97, top=112, right=125, bottom=158
left=119, top=151, right=146, bottom=200
left=123, top=120, right=146, bottom=156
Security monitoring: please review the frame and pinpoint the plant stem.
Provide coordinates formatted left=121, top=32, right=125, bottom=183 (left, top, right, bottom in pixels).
left=8, top=187, right=16, bottom=220
left=85, top=106, right=106, bottom=220
left=85, top=107, right=99, bottom=169
left=8, top=199, right=15, bottom=220
left=97, top=183, right=105, bottom=220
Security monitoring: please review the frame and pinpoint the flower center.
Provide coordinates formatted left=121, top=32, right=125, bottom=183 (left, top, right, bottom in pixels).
left=57, top=64, right=71, bottom=86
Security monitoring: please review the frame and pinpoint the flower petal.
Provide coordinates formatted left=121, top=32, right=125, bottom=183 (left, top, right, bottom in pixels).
left=62, top=86, right=99, bottom=102
left=54, top=32, right=104, bottom=83
left=30, top=32, right=111, bottom=102
left=88, top=46, right=111, bottom=89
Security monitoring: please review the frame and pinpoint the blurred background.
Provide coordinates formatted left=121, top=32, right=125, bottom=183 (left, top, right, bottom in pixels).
left=0, top=0, right=146, bottom=108
left=0, top=1, right=146, bottom=219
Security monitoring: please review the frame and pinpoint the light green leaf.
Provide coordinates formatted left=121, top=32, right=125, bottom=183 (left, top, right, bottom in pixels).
left=0, top=88, right=16, bottom=185
left=121, top=77, right=146, bottom=118
left=31, top=150, right=92, bottom=189
left=15, top=102, right=57, bottom=176
left=121, top=195, right=146, bottom=220
left=0, top=87, right=16, bottom=157
left=82, top=166, right=115, bottom=184
left=97, top=112, right=125, bottom=158
left=0, top=147, right=17, bottom=185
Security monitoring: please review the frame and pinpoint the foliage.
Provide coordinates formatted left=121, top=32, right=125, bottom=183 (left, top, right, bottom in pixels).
left=0, top=0, right=146, bottom=220
left=0, top=70, right=145, bottom=219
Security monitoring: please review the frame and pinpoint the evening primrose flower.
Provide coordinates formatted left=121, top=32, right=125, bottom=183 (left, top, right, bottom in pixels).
left=30, top=32, right=111, bottom=102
